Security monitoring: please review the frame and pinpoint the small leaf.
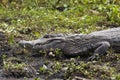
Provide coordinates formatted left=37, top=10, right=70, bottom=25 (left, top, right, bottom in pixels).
left=8, top=34, right=14, bottom=44
left=34, top=31, right=40, bottom=38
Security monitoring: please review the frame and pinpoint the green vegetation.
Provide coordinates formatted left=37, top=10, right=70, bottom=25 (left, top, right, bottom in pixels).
left=0, top=0, right=120, bottom=79
left=0, top=0, right=120, bottom=39
left=2, top=57, right=33, bottom=77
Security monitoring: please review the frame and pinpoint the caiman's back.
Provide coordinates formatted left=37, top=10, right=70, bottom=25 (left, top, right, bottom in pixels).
left=89, top=27, right=120, bottom=38
left=63, top=27, right=120, bottom=56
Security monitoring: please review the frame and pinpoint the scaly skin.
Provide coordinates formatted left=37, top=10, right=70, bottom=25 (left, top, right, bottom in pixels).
left=19, top=27, right=120, bottom=60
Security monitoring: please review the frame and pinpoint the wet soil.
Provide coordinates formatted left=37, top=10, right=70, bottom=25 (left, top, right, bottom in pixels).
left=0, top=32, right=120, bottom=80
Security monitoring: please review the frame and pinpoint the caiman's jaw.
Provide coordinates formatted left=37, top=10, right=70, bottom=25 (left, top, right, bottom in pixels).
left=19, top=37, right=65, bottom=52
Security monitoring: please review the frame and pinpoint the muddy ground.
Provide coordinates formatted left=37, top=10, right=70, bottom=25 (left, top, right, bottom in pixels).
left=0, top=31, right=120, bottom=80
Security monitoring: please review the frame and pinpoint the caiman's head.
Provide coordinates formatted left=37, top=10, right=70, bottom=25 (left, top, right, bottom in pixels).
left=19, top=38, right=50, bottom=50
left=19, top=40, right=34, bottom=49
left=18, top=37, right=65, bottom=52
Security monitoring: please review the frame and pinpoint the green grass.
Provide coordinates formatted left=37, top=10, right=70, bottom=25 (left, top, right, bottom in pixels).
left=0, top=0, right=120, bottom=39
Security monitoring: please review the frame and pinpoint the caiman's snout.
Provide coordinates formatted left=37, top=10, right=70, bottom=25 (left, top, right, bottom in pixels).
left=18, top=40, right=34, bottom=49
left=18, top=37, right=64, bottom=51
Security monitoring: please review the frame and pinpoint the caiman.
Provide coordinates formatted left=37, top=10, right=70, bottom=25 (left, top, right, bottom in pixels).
left=19, top=27, right=120, bottom=60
